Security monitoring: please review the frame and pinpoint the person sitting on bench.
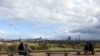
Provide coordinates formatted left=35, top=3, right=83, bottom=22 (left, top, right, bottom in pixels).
left=18, top=42, right=26, bottom=56
left=18, top=42, right=33, bottom=56
left=84, top=42, right=94, bottom=55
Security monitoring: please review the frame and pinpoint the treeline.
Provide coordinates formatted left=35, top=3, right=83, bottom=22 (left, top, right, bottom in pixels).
left=0, top=40, right=100, bottom=51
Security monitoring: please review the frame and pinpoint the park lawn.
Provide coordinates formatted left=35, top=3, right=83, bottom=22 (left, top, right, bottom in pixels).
left=48, top=47, right=72, bottom=50
left=95, top=48, right=100, bottom=51
left=48, top=47, right=100, bottom=51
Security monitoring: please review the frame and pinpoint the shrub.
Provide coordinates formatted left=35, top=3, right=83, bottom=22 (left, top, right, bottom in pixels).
left=2, top=43, right=8, bottom=51
left=8, top=43, right=18, bottom=51
left=32, top=43, right=48, bottom=50
left=0, top=44, right=3, bottom=50
left=73, top=44, right=82, bottom=49
left=30, top=46, right=35, bottom=50
left=95, top=43, right=100, bottom=48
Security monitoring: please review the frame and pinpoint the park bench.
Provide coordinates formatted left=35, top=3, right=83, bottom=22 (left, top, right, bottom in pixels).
left=7, top=50, right=32, bottom=56
left=10, top=51, right=31, bottom=56
left=45, top=52, right=69, bottom=56
left=76, top=50, right=95, bottom=55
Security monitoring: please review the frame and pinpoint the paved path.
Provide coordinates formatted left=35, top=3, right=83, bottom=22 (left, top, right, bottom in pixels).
left=1, top=52, right=100, bottom=56
left=32, top=52, right=100, bottom=56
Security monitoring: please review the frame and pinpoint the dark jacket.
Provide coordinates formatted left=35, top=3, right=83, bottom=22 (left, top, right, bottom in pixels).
left=89, top=43, right=94, bottom=51
left=84, top=42, right=94, bottom=51
left=18, top=43, right=26, bottom=55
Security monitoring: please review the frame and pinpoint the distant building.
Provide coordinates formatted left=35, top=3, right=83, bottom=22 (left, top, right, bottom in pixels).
left=67, top=36, right=71, bottom=41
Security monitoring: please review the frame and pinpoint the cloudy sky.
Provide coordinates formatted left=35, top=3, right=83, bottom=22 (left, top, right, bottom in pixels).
left=0, top=0, right=100, bottom=40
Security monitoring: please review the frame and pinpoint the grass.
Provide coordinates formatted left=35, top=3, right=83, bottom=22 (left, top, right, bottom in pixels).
left=95, top=48, right=100, bottom=51
left=48, top=47, right=100, bottom=51
left=48, top=47, right=72, bottom=50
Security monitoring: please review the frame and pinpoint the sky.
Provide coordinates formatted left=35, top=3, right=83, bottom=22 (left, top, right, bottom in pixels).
left=0, top=0, right=100, bottom=40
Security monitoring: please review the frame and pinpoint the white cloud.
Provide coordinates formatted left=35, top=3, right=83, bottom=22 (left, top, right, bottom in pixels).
left=0, top=30, right=8, bottom=35
left=0, top=30, right=27, bottom=39
left=0, top=0, right=99, bottom=24
left=0, top=30, right=11, bottom=39
left=0, top=0, right=100, bottom=39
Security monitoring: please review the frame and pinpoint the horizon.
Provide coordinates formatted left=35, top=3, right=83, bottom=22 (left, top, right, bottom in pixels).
left=0, top=0, right=100, bottom=40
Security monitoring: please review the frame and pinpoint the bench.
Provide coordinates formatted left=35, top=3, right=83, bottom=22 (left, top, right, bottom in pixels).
left=46, top=52, right=69, bottom=56
left=8, top=53, right=32, bottom=56
left=77, top=50, right=95, bottom=55
left=0, top=52, right=13, bottom=56
left=8, top=51, right=32, bottom=56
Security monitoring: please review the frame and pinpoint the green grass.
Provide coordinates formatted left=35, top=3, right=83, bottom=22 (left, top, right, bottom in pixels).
left=48, top=47, right=100, bottom=51
left=48, top=47, right=72, bottom=50
left=95, top=48, right=100, bottom=51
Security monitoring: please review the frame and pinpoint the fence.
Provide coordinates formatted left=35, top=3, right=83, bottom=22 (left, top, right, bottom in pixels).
left=0, top=50, right=100, bottom=56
